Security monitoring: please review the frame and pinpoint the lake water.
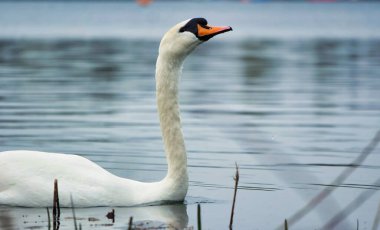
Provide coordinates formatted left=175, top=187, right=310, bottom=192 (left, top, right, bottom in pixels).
left=1, top=1, right=380, bottom=230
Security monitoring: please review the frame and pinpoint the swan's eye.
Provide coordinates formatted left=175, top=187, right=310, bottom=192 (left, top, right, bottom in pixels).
left=198, top=18, right=208, bottom=26
left=179, top=17, right=208, bottom=34
left=200, top=25, right=211, bottom=30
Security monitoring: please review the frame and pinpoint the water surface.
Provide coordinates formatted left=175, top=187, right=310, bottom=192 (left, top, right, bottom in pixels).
left=1, top=2, right=380, bottom=229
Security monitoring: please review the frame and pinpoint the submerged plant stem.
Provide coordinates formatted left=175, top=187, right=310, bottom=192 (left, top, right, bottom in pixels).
left=46, top=207, right=51, bottom=230
left=53, top=179, right=60, bottom=229
left=70, top=194, right=78, bottom=230
left=372, top=199, right=380, bottom=230
left=128, top=216, right=133, bottom=230
left=285, top=219, right=288, bottom=230
left=197, top=204, right=202, bottom=230
left=229, top=163, right=239, bottom=229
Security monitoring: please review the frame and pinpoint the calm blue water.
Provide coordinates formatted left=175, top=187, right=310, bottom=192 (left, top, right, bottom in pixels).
left=1, top=2, right=380, bottom=230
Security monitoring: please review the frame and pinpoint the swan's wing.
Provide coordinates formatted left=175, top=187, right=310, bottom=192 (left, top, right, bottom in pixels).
left=0, top=150, right=124, bottom=206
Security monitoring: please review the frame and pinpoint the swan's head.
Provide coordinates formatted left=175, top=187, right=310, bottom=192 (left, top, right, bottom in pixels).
left=159, top=18, right=232, bottom=58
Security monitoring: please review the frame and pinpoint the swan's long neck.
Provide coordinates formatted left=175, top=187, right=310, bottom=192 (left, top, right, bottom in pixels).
left=156, top=52, right=188, bottom=188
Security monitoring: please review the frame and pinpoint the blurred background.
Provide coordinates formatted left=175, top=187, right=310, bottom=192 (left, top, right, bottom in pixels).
left=0, top=0, right=380, bottom=229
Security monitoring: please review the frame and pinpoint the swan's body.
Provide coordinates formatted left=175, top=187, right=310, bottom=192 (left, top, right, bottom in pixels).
left=0, top=18, right=231, bottom=207
left=0, top=150, right=179, bottom=206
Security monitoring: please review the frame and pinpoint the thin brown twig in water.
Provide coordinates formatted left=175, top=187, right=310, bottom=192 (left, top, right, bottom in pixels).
left=46, top=207, right=51, bottom=230
left=56, top=183, right=60, bottom=218
left=70, top=194, right=78, bottom=230
left=197, top=204, right=202, bottom=230
left=284, top=219, right=288, bottom=230
left=229, top=163, right=239, bottom=229
left=53, top=179, right=60, bottom=229
left=128, top=216, right=133, bottom=230
left=53, top=180, right=57, bottom=217
left=372, top=199, right=380, bottom=230
left=280, top=130, right=380, bottom=229
left=357, top=219, right=359, bottom=230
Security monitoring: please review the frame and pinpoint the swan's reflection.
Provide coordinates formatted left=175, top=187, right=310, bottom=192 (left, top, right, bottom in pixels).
left=0, top=203, right=188, bottom=229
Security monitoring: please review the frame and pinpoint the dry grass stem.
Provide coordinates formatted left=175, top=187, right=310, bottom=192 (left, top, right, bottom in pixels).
left=372, top=199, right=380, bottom=230
left=128, top=216, right=133, bottom=230
left=285, top=219, right=288, bottom=230
left=229, top=163, right=239, bottom=229
left=197, top=204, right=202, bottom=230
left=46, top=207, right=51, bottom=230
left=52, top=179, right=60, bottom=229
left=70, top=194, right=78, bottom=230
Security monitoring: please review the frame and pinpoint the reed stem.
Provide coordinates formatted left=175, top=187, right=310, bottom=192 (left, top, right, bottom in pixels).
left=229, top=163, right=239, bottom=229
left=70, top=194, right=78, bottom=230
left=128, top=216, right=133, bottom=230
left=197, top=204, right=202, bottom=230
left=52, top=179, right=60, bottom=229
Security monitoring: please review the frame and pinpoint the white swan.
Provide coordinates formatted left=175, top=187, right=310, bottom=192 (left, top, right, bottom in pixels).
left=0, top=18, right=232, bottom=207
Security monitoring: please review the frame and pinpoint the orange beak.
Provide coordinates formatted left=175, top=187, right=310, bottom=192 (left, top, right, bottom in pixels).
left=197, top=24, right=232, bottom=41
